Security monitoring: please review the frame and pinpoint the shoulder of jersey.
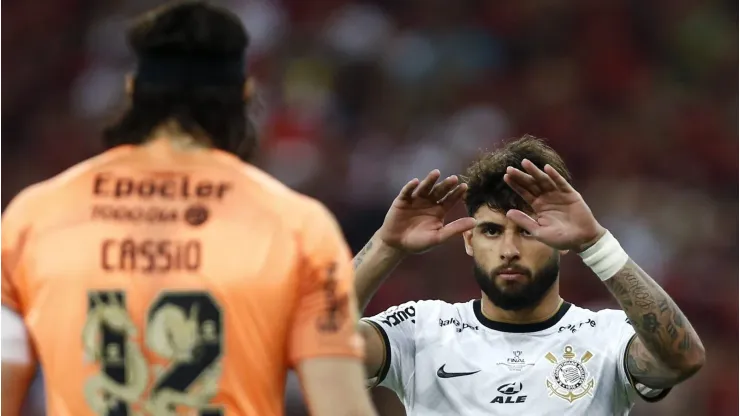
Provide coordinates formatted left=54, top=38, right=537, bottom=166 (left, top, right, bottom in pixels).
left=568, top=303, right=627, bottom=318
left=562, top=303, right=631, bottom=329
left=3, top=148, right=137, bottom=221
left=221, top=159, right=307, bottom=201
left=46, top=147, right=316, bottom=206
left=407, top=300, right=479, bottom=335
left=9, top=148, right=332, bottom=240
left=214, top=156, right=330, bottom=222
left=24, top=146, right=137, bottom=194
left=396, top=299, right=469, bottom=320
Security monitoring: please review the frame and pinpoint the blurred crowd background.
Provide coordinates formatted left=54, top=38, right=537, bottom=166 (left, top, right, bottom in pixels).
left=2, top=0, right=737, bottom=415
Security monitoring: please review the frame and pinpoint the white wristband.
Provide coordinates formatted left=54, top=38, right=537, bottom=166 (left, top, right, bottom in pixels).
left=577, top=230, right=629, bottom=281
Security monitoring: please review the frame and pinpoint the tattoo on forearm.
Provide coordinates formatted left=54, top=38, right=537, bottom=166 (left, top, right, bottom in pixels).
left=353, top=240, right=373, bottom=269
left=604, top=259, right=703, bottom=387
left=658, top=299, right=669, bottom=314
left=641, top=313, right=659, bottom=333
left=623, top=272, right=655, bottom=310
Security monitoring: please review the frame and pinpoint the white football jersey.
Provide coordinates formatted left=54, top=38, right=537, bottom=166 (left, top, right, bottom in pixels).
left=363, top=300, right=670, bottom=415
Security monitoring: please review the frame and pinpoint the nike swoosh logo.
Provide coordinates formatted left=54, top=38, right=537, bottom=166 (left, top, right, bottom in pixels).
left=436, top=364, right=481, bottom=379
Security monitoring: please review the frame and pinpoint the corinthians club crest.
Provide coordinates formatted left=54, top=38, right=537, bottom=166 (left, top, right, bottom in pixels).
left=545, top=345, right=595, bottom=403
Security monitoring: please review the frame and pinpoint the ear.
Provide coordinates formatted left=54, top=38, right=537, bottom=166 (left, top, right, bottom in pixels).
left=125, top=73, right=135, bottom=97
left=244, top=77, right=255, bottom=100
left=463, top=229, right=474, bottom=257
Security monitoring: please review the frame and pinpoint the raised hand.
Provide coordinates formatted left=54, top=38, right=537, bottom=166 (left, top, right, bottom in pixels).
left=503, top=159, right=605, bottom=252
left=377, top=170, right=476, bottom=254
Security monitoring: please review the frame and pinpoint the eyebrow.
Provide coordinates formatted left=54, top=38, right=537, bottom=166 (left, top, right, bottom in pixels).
left=476, top=221, right=504, bottom=229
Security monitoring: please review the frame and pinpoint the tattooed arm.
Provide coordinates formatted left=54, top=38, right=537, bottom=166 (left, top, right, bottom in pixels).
left=353, top=235, right=406, bottom=313
left=603, top=259, right=705, bottom=389
left=353, top=170, right=474, bottom=313
left=499, top=158, right=705, bottom=391
left=353, top=171, right=475, bottom=380
left=353, top=235, right=413, bottom=382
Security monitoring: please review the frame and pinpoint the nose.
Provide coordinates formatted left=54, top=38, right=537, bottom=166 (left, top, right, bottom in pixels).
left=499, top=232, right=521, bottom=262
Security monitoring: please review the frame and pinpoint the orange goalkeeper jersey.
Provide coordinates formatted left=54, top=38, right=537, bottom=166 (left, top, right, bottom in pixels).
left=1, top=140, right=363, bottom=416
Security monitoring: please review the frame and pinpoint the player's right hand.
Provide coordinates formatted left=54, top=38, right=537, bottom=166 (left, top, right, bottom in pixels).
left=376, top=170, right=476, bottom=254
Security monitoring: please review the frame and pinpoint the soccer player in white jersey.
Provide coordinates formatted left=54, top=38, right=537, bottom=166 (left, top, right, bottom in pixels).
left=353, top=135, right=705, bottom=415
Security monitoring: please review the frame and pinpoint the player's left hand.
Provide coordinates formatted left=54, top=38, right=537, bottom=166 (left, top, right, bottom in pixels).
left=503, top=159, right=605, bottom=252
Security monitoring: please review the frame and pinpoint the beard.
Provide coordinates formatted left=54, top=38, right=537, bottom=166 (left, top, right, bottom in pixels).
left=473, top=254, right=560, bottom=311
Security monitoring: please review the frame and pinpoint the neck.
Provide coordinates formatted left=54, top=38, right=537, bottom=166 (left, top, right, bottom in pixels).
left=480, top=283, right=562, bottom=324
left=144, top=121, right=211, bottom=150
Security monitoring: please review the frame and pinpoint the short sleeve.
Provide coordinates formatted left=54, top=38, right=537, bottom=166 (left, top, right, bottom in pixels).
left=287, top=201, right=364, bottom=366
left=362, top=300, right=419, bottom=395
left=2, top=186, right=39, bottom=315
left=601, top=310, right=671, bottom=404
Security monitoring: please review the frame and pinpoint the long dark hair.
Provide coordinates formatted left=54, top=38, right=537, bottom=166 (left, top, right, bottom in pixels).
left=103, top=1, right=257, bottom=161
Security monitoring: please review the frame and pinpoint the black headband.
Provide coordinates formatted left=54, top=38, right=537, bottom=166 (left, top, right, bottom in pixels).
left=135, top=54, right=246, bottom=86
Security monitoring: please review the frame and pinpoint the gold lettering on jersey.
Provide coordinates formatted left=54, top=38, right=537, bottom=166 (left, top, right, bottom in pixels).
left=144, top=302, right=222, bottom=414
left=83, top=290, right=224, bottom=416
left=82, top=292, right=149, bottom=414
left=544, top=345, right=596, bottom=403
left=93, top=173, right=232, bottom=201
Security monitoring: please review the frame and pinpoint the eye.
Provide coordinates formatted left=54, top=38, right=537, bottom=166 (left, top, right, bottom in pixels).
left=520, top=229, right=533, bottom=237
left=482, top=227, right=501, bottom=237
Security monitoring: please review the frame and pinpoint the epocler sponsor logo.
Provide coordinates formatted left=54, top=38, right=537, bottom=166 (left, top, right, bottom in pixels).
left=93, top=173, right=232, bottom=201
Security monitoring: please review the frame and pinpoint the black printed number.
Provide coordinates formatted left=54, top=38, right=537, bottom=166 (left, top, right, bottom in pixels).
left=83, top=290, right=223, bottom=416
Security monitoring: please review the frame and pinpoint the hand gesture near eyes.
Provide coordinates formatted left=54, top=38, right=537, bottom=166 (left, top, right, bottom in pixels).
left=377, top=170, right=477, bottom=254
left=503, top=159, right=605, bottom=252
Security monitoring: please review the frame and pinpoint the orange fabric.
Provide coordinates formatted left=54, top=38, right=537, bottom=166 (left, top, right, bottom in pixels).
left=2, top=141, right=363, bottom=416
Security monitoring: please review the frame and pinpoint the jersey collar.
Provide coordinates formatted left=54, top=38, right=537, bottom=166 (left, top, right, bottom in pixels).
left=473, top=299, right=572, bottom=333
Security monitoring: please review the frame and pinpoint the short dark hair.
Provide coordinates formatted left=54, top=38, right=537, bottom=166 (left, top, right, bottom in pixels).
left=463, top=135, right=572, bottom=216
left=103, top=1, right=257, bottom=160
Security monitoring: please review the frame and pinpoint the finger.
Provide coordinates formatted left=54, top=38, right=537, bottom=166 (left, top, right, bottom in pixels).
left=521, top=159, right=557, bottom=192
left=439, top=183, right=467, bottom=211
left=505, top=209, right=541, bottom=236
left=544, top=164, right=575, bottom=193
left=437, top=217, right=477, bottom=242
left=505, top=166, right=543, bottom=196
left=412, top=169, right=441, bottom=198
left=398, top=178, right=420, bottom=200
left=503, top=173, right=537, bottom=204
left=430, top=175, right=460, bottom=202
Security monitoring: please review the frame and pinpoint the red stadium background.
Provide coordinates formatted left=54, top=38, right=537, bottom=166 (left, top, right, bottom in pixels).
left=2, top=0, right=737, bottom=415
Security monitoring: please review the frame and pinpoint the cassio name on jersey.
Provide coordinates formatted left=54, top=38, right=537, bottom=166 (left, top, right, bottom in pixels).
left=363, top=300, right=669, bottom=416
